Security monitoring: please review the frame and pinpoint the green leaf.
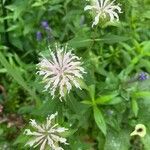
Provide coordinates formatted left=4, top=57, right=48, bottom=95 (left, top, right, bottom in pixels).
left=93, top=106, right=106, bottom=135
left=104, top=97, right=122, bottom=105
left=0, top=52, right=39, bottom=103
left=81, top=100, right=92, bottom=105
left=68, top=36, right=92, bottom=48
left=102, top=34, right=129, bottom=44
left=68, top=34, right=129, bottom=47
left=32, top=2, right=46, bottom=7
left=95, top=92, right=119, bottom=105
left=18, top=106, right=35, bottom=114
left=131, top=98, right=139, bottom=117
left=132, top=91, right=150, bottom=99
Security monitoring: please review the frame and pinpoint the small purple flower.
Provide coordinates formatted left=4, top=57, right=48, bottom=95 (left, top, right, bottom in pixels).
left=138, top=72, right=149, bottom=81
left=36, top=31, right=42, bottom=41
left=41, top=21, right=49, bottom=30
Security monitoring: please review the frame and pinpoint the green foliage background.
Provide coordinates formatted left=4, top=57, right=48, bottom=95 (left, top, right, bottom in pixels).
left=0, top=0, right=150, bottom=149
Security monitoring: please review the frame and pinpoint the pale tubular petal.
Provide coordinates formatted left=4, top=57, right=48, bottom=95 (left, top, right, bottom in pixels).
left=92, top=13, right=100, bottom=27
left=29, top=119, right=45, bottom=132
left=66, top=74, right=81, bottom=89
left=52, top=74, right=61, bottom=88
left=37, top=70, right=45, bottom=76
left=49, top=123, right=59, bottom=132
left=65, top=62, right=82, bottom=71
left=44, top=80, right=52, bottom=91
left=66, top=70, right=83, bottom=78
left=73, top=80, right=81, bottom=89
left=64, top=62, right=82, bottom=72
left=59, top=83, right=65, bottom=98
left=25, top=135, right=45, bottom=147
left=111, top=11, right=119, bottom=21
left=40, top=139, right=47, bottom=150
left=104, top=0, right=115, bottom=9
left=48, top=112, right=58, bottom=122
left=84, top=5, right=95, bottom=11
left=63, top=54, right=80, bottom=67
left=24, top=129, right=43, bottom=136
left=50, top=88, right=56, bottom=99
left=57, top=50, right=63, bottom=68
left=46, top=112, right=58, bottom=129
left=42, top=57, right=54, bottom=68
left=55, top=127, right=68, bottom=133
left=51, top=134, right=68, bottom=144
left=76, top=66, right=86, bottom=73
left=62, top=52, right=72, bottom=66
left=105, top=5, right=118, bottom=12
left=33, top=137, right=45, bottom=148
left=107, top=10, right=115, bottom=22
left=66, top=65, right=85, bottom=74
left=45, top=77, right=58, bottom=93
left=65, top=80, right=72, bottom=93
left=102, top=0, right=109, bottom=7
left=55, top=147, right=64, bottom=150
left=49, top=75, right=60, bottom=84
left=42, top=72, right=53, bottom=80
left=51, top=52, right=60, bottom=68
left=47, top=135, right=55, bottom=149
left=111, top=5, right=122, bottom=13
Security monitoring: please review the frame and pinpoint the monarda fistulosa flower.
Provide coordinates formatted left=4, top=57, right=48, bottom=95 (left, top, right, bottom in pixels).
left=24, top=112, right=69, bottom=150
left=37, top=44, right=86, bottom=100
left=84, top=0, right=122, bottom=27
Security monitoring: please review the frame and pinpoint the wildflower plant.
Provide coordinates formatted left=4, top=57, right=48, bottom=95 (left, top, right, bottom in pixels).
left=37, top=44, right=86, bottom=100
left=0, top=0, right=150, bottom=149
left=24, top=112, right=68, bottom=150
left=84, top=0, right=122, bottom=27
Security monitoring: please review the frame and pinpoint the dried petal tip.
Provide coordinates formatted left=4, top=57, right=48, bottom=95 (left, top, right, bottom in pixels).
left=130, top=124, right=146, bottom=137
left=24, top=112, right=69, bottom=150
left=37, top=44, right=86, bottom=100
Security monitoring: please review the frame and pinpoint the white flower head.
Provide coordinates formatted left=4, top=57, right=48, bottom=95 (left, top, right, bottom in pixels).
left=37, top=43, right=86, bottom=100
left=24, top=112, right=69, bottom=150
left=84, top=0, right=122, bottom=27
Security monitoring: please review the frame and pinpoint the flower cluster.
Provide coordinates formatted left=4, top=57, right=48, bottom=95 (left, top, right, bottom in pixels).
left=36, top=20, right=53, bottom=41
left=24, top=112, right=68, bottom=150
left=84, top=0, right=122, bottom=27
left=37, top=44, right=86, bottom=100
left=138, top=72, right=149, bottom=81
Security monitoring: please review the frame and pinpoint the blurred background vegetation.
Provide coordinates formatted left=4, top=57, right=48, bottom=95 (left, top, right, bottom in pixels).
left=0, top=0, right=150, bottom=149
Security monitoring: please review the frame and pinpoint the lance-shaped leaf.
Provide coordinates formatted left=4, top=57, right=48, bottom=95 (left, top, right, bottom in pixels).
left=93, top=106, right=106, bottom=135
